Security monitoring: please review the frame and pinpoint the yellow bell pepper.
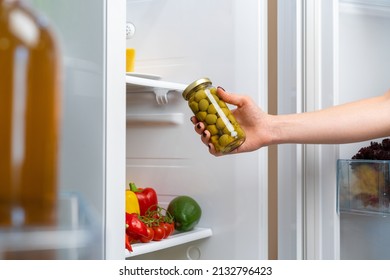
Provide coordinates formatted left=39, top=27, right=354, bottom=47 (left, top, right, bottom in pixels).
left=126, top=189, right=140, bottom=214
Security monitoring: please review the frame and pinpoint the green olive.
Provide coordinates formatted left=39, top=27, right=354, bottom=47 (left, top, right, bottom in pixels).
left=221, top=108, right=230, bottom=117
left=194, top=90, right=207, bottom=102
left=228, top=114, right=238, bottom=124
left=207, top=104, right=217, bottom=114
left=210, top=135, right=222, bottom=151
left=198, top=99, right=209, bottom=111
left=189, top=101, right=199, bottom=113
left=206, top=125, right=219, bottom=136
left=205, top=114, right=217, bottom=125
left=219, top=134, right=234, bottom=147
left=216, top=117, right=226, bottom=130
left=223, top=126, right=232, bottom=135
left=210, top=87, right=217, bottom=95
left=218, top=100, right=227, bottom=108
left=195, top=111, right=207, bottom=122
left=211, top=94, right=219, bottom=102
left=235, top=126, right=246, bottom=138
left=210, top=135, right=220, bottom=145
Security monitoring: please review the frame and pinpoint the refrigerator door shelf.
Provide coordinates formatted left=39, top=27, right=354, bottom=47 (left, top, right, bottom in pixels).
left=125, top=227, right=212, bottom=258
left=126, top=75, right=187, bottom=105
left=0, top=192, right=101, bottom=259
left=337, top=159, right=390, bottom=217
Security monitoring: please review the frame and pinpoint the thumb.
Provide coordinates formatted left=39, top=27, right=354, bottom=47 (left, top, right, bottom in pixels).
left=217, top=87, right=245, bottom=107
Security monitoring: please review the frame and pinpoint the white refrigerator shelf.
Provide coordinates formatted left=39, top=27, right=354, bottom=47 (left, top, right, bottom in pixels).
left=125, top=227, right=212, bottom=258
left=126, top=75, right=187, bottom=105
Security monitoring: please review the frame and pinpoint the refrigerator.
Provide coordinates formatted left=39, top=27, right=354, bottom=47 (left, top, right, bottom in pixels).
left=26, top=0, right=389, bottom=260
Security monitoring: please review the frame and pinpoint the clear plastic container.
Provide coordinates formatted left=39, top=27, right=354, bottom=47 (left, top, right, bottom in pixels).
left=182, top=78, right=246, bottom=154
left=337, top=159, right=390, bottom=216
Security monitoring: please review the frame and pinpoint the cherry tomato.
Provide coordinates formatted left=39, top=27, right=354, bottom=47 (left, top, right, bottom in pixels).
left=152, top=225, right=165, bottom=241
left=140, top=227, right=154, bottom=243
left=162, top=222, right=173, bottom=237
left=168, top=222, right=175, bottom=235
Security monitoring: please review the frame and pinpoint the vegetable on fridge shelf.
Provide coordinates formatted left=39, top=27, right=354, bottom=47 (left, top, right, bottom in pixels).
left=124, top=182, right=204, bottom=252
left=139, top=227, right=154, bottom=243
left=138, top=206, right=175, bottom=242
left=125, top=212, right=148, bottom=240
left=152, top=225, right=165, bottom=241
left=125, top=234, right=133, bottom=252
left=126, top=205, right=175, bottom=250
left=167, top=195, right=202, bottom=232
left=125, top=188, right=140, bottom=214
left=129, top=182, right=158, bottom=216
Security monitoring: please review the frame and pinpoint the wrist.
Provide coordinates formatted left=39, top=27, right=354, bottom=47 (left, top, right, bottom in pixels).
left=267, top=114, right=300, bottom=146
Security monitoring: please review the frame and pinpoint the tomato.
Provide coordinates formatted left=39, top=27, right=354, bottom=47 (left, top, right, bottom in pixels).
left=140, top=227, right=154, bottom=243
left=162, top=222, right=173, bottom=237
left=152, top=225, right=165, bottom=241
left=168, top=222, right=175, bottom=235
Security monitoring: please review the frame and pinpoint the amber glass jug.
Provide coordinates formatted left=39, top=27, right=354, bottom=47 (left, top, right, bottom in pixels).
left=0, top=0, right=61, bottom=227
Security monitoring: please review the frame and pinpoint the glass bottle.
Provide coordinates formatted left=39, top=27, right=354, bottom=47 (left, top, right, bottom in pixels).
left=182, top=78, right=246, bottom=154
left=0, top=0, right=61, bottom=226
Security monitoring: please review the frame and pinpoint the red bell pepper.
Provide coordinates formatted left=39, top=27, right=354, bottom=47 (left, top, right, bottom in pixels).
left=125, top=212, right=148, bottom=240
left=125, top=234, right=133, bottom=252
left=129, top=182, right=158, bottom=216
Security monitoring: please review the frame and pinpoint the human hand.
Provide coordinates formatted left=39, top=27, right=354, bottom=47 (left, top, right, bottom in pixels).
left=191, top=87, right=272, bottom=156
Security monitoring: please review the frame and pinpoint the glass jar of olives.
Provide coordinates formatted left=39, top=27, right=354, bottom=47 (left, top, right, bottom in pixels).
left=182, top=78, right=246, bottom=154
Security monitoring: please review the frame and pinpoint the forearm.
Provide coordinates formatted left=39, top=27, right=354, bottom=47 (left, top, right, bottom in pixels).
left=270, top=91, right=390, bottom=145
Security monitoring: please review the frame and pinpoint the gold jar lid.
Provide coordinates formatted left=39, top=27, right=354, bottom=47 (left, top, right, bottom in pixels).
left=182, top=77, right=212, bottom=100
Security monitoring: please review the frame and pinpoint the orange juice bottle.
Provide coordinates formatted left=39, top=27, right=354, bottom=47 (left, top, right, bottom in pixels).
left=0, top=0, right=61, bottom=226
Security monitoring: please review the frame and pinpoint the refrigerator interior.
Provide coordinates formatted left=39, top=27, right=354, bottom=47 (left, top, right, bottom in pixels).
left=125, top=0, right=268, bottom=260
left=339, top=0, right=390, bottom=259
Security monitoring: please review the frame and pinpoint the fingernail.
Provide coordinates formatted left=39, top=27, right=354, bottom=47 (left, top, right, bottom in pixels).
left=208, top=144, right=211, bottom=150
left=197, top=123, right=202, bottom=129
left=202, top=131, right=207, bottom=137
left=190, top=116, right=194, bottom=122
left=217, top=86, right=225, bottom=91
